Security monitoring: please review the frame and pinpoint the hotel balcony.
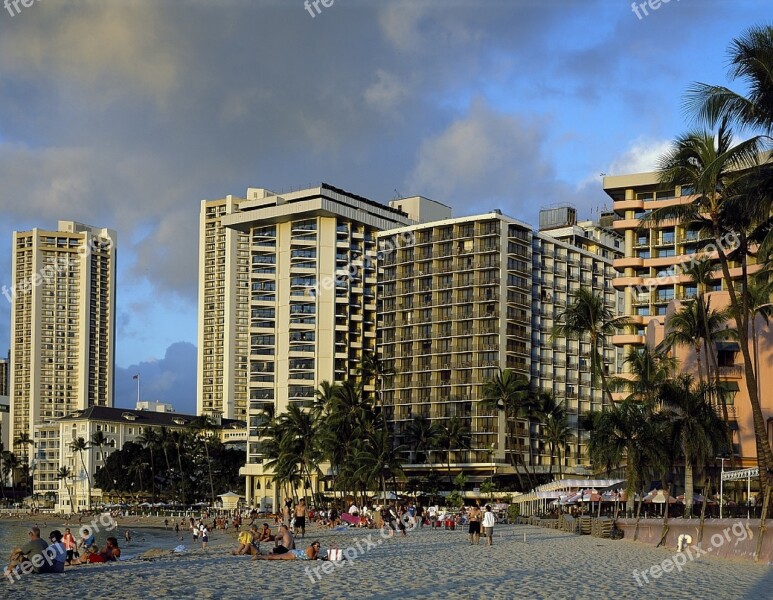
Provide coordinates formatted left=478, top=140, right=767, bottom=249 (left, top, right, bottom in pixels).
left=613, top=257, right=644, bottom=269
left=718, top=365, right=743, bottom=379
left=612, top=218, right=641, bottom=231
left=611, top=334, right=646, bottom=346
left=613, top=199, right=644, bottom=213
left=612, top=276, right=642, bottom=289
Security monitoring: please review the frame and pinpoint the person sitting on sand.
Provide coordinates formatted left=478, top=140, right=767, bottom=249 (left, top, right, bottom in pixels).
left=79, top=528, right=95, bottom=552
left=6, top=527, right=52, bottom=574
left=232, top=528, right=257, bottom=556
left=80, top=544, right=105, bottom=564
left=271, top=524, right=294, bottom=555
left=254, top=541, right=320, bottom=561
left=258, top=523, right=273, bottom=542
left=100, top=537, right=121, bottom=562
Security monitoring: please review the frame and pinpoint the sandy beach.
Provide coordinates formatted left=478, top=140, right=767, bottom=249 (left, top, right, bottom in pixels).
left=2, top=520, right=771, bottom=599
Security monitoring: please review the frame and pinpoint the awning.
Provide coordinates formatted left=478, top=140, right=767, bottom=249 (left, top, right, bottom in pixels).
left=719, top=381, right=740, bottom=392
left=716, top=342, right=740, bottom=352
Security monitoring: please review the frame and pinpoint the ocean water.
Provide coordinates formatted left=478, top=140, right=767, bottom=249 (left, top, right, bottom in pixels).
left=0, top=518, right=185, bottom=561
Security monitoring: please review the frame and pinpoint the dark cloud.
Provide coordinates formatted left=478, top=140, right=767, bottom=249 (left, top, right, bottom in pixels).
left=0, top=0, right=766, bottom=365
left=114, top=342, right=197, bottom=414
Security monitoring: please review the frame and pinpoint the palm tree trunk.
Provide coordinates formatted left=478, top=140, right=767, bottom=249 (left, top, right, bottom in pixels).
left=684, top=461, right=695, bottom=517
left=713, top=224, right=773, bottom=495
left=80, top=451, right=91, bottom=511
left=695, top=345, right=705, bottom=386
left=176, top=447, right=185, bottom=505
left=698, top=476, right=710, bottom=543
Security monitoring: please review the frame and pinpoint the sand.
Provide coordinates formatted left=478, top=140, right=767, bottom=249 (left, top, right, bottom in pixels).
left=2, top=522, right=772, bottom=599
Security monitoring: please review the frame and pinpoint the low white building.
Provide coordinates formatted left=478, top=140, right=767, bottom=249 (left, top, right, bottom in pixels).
left=30, top=406, right=246, bottom=512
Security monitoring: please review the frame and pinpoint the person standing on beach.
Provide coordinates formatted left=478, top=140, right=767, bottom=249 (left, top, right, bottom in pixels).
left=295, top=499, right=307, bottom=539
left=416, top=504, right=424, bottom=528
left=482, top=505, right=496, bottom=546
left=62, top=528, right=77, bottom=565
left=468, top=502, right=482, bottom=545
left=201, top=523, right=209, bottom=549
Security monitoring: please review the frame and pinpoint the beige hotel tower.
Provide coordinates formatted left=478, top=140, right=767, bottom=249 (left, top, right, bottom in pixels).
left=8, top=221, right=116, bottom=459
left=198, top=184, right=416, bottom=509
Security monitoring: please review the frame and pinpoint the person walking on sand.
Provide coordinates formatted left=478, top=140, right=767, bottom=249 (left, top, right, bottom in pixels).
left=482, top=505, right=496, bottom=546
left=201, top=523, right=209, bottom=549
left=295, top=499, right=307, bottom=539
left=468, top=502, right=482, bottom=545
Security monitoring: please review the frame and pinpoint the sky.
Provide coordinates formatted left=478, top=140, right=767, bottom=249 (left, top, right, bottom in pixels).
left=0, top=0, right=768, bottom=414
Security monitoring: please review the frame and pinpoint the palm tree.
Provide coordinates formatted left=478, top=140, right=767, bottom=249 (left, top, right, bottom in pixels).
left=480, top=368, right=533, bottom=490
left=136, top=428, right=159, bottom=501
left=553, top=287, right=630, bottom=404
left=57, top=466, right=75, bottom=514
left=658, top=375, right=728, bottom=517
left=354, top=429, right=406, bottom=503
left=13, top=432, right=33, bottom=489
left=405, top=415, right=441, bottom=466
left=652, top=119, right=773, bottom=488
left=439, top=416, right=471, bottom=487
left=90, top=430, right=109, bottom=487
left=169, top=430, right=188, bottom=505
left=541, top=405, right=574, bottom=480
left=358, top=350, right=395, bottom=410
left=686, top=24, right=773, bottom=135
left=69, top=437, right=91, bottom=511
left=274, top=404, right=323, bottom=504
left=190, top=415, right=217, bottom=506
left=587, top=400, right=669, bottom=530
left=1, top=451, right=20, bottom=494
left=612, top=346, right=676, bottom=406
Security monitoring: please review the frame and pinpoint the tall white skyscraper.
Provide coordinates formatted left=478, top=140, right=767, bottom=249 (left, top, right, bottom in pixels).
left=7, top=221, right=117, bottom=455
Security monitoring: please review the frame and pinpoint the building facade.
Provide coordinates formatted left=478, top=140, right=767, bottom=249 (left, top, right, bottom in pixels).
left=532, top=206, right=624, bottom=475
left=31, top=406, right=246, bottom=511
left=199, top=184, right=413, bottom=510
left=377, top=211, right=533, bottom=485
left=8, top=221, right=116, bottom=469
left=603, top=171, right=772, bottom=469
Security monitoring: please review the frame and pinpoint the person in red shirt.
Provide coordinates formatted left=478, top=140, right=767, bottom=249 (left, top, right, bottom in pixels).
left=62, top=528, right=77, bottom=565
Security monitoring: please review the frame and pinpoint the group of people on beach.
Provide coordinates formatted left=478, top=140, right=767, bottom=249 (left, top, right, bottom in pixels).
left=5, top=526, right=121, bottom=579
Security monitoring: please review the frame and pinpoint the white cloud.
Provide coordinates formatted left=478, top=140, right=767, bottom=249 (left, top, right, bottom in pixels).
left=406, top=98, right=554, bottom=212
left=364, top=70, right=409, bottom=113
left=607, top=137, right=672, bottom=176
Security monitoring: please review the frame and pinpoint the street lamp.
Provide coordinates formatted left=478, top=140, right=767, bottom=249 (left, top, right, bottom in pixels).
left=717, top=456, right=726, bottom=519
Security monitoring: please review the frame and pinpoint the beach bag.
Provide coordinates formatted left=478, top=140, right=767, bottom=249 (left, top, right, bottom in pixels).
left=328, top=547, right=343, bottom=561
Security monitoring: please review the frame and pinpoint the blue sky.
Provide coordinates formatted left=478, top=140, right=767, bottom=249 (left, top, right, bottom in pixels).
left=0, top=0, right=768, bottom=414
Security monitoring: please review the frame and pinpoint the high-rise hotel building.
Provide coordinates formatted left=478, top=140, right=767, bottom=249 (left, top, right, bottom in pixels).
left=8, top=221, right=116, bottom=458
left=377, top=210, right=534, bottom=482
left=198, top=184, right=412, bottom=508
left=532, top=206, right=624, bottom=473
left=603, top=171, right=773, bottom=466
left=197, top=196, right=251, bottom=421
